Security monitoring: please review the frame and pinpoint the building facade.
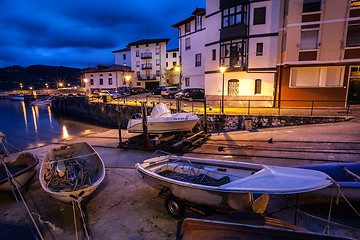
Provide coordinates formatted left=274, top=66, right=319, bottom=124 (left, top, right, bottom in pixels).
left=126, top=39, right=169, bottom=90
left=84, top=64, right=133, bottom=93
left=276, top=0, right=360, bottom=106
left=113, top=47, right=131, bottom=67
left=165, top=48, right=181, bottom=85
left=172, top=8, right=206, bottom=89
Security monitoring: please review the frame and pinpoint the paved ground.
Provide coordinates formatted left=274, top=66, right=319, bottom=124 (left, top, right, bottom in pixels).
left=1, top=115, right=359, bottom=239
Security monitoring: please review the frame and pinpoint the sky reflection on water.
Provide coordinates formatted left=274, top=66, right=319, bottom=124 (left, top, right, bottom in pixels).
left=0, top=99, right=108, bottom=153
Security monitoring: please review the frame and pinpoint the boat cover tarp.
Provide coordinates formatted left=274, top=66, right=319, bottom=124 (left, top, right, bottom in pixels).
left=150, top=103, right=172, bottom=118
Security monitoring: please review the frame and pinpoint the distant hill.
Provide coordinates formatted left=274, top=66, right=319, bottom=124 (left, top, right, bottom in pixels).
left=0, top=65, right=83, bottom=91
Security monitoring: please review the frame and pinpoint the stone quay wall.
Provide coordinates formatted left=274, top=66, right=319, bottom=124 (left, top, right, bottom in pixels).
left=51, top=97, right=349, bottom=131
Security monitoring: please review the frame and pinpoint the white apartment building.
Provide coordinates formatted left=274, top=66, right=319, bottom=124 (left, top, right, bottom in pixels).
left=166, top=48, right=180, bottom=85
left=84, top=64, right=133, bottom=93
left=173, top=1, right=280, bottom=106
left=172, top=8, right=206, bottom=89
left=112, top=47, right=131, bottom=67
left=126, top=39, right=169, bottom=90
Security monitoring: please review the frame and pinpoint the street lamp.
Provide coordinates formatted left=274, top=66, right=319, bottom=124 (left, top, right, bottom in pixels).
left=45, top=83, right=49, bottom=89
left=59, top=82, right=63, bottom=88
left=174, top=66, right=181, bottom=87
left=125, top=76, right=131, bottom=87
left=219, top=66, right=227, bottom=114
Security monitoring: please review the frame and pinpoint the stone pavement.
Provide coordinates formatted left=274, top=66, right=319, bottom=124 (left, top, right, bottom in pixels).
left=0, top=115, right=359, bottom=239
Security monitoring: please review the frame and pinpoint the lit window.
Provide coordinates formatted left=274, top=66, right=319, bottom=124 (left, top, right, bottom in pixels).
left=255, top=79, right=261, bottom=94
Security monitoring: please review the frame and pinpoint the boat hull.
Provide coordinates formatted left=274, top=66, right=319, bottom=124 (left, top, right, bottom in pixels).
left=128, top=118, right=199, bottom=134
left=137, top=156, right=331, bottom=212
left=298, top=162, right=360, bottom=200
left=0, top=152, right=39, bottom=191
left=39, top=142, right=105, bottom=203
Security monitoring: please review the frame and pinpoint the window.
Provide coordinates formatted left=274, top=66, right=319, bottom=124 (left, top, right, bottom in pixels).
left=136, top=51, right=139, bottom=57
left=195, top=15, right=202, bottom=30
left=173, top=61, right=177, bottom=67
left=228, top=79, right=239, bottom=96
left=352, top=0, right=360, bottom=7
left=300, top=30, right=319, bottom=50
left=195, top=54, right=201, bottom=67
left=303, top=0, right=321, bottom=13
left=220, top=40, right=246, bottom=68
left=156, top=48, right=160, bottom=55
left=146, top=44, right=149, bottom=47
left=156, top=70, right=160, bottom=76
left=173, top=52, right=177, bottom=58
left=346, top=23, right=360, bottom=47
left=253, top=7, right=266, bottom=25
left=282, top=32, right=287, bottom=52
left=109, top=73, right=112, bottom=76
left=166, top=53, right=168, bottom=58
left=212, top=49, right=216, bottom=61
left=185, top=22, right=190, bottom=33
left=123, top=78, right=126, bottom=85
left=136, top=45, right=139, bottom=48
left=90, top=79, right=94, bottom=85
left=255, top=79, right=261, bottom=94
left=99, top=79, right=103, bottom=85
left=185, top=38, right=191, bottom=50
left=136, top=61, right=140, bottom=67
left=222, top=5, right=247, bottom=28
left=123, top=54, right=126, bottom=60
left=185, top=77, right=190, bottom=87
left=290, top=66, right=344, bottom=87
left=136, top=71, right=140, bottom=77
left=108, top=78, right=112, bottom=85
left=137, top=82, right=141, bottom=86
left=256, top=43, right=263, bottom=56
left=156, top=59, right=160, bottom=66
left=90, top=74, right=93, bottom=77
left=166, top=62, right=169, bottom=67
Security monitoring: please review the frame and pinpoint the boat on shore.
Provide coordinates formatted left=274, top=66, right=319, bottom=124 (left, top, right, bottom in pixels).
left=0, top=152, right=39, bottom=191
left=127, top=103, right=199, bottom=134
left=136, top=155, right=332, bottom=217
left=39, top=142, right=105, bottom=203
left=298, top=162, right=360, bottom=200
left=30, top=99, right=52, bottom=106
left=179, top=215, right=351, bottom=240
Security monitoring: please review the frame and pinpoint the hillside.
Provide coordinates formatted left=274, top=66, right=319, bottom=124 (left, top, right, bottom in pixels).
left=0, top=65, right=83, bottom=91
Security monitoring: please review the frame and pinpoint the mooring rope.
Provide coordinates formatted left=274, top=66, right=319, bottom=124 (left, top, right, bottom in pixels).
left=343, top=167, right=360, bottom=181
left=72, top=196, right=90, bottom=240
left=1, top=157, right=44, bottom=240
left=72, top=200, right=79, bottom=240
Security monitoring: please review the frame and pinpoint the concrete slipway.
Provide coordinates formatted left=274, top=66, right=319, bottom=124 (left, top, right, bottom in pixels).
left=1, top=117, right=360, bottom=239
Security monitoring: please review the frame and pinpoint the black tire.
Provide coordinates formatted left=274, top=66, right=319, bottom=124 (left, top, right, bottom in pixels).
left=164, top=196, right=185, bottom=218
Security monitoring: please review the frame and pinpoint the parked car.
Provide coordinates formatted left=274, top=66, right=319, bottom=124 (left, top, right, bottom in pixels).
left=130, top=87, right=146, bottom=95
left=117, top=87, right=131, bottom=96
left=175, top=91, right=183, bottom=99
left=161, top=87, right=181, bottom=99
left=100, top=90, right=121, bottom=99
left=152, top=86, right=167, bottom=95
left=181, top=88, right=205, bottom=101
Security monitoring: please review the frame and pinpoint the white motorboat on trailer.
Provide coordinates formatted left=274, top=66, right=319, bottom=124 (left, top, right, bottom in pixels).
left=127, top=103, right=199, bottom=134
left=136, top=154, right=332, bottom=217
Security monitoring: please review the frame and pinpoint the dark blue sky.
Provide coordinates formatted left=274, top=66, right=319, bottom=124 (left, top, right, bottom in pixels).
left=0, top=0, right=205, bottom=68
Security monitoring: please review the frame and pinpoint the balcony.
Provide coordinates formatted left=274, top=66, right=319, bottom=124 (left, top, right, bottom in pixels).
left=137, top=74, right=157, bottom=81
left=141, top=52, right=152, bottom=59
left=141, top=63, right=152, bottom=70
left=220, top=24, right=248, bottom=41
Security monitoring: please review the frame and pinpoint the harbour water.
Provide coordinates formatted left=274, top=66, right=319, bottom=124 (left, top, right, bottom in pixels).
left=0, top=99, right=110, bottom=153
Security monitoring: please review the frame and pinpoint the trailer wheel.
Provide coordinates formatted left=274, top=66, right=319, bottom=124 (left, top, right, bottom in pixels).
left=165, top=196, right=185, bottom=218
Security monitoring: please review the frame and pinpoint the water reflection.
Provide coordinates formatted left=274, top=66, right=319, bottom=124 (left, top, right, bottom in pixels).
left=21, top=101, right=28, bottom=131
left=62, top=125, right=70, bottom=139
left=31, top=106, right=38, bottom=132
left=48, top=106, right=53, bottom=128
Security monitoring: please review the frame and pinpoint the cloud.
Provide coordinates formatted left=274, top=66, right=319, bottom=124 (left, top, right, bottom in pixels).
left=0, top=0, right=205, bottom=68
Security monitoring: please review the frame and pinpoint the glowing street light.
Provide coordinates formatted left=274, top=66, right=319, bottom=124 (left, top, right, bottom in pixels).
left=174, top=66, right=181, bottom=87
left=83, top=78, right=88, bottom=83
left=29, top=86, right=33, bottom=90
left=219, top=66, right=227, bottom=114
left=125, top=76, right=131, bottom=81
left=45, top=83, right=49, bottom=89
left=59, top=82, right=64, bottom=88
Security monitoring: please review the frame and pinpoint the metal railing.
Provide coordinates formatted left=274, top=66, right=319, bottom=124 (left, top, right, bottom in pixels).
left=87, top=96, right=352, bottom=117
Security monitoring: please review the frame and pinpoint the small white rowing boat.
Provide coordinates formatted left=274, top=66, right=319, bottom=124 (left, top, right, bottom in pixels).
left=0, top=152, right=39, bottom=191
left=136, top=155, right=332, bottom=216
left=127, top=103, right=199, bottom=134
left=39, top=142, right=105, bottom=203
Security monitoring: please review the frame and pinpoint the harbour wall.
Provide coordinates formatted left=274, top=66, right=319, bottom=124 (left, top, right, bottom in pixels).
left=51, top=97, right=349, bottom=132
